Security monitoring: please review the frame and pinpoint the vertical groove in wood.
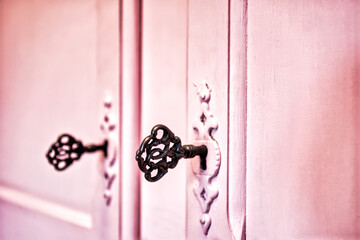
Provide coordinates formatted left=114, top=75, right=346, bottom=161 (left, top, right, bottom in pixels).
left=228, top=0, right=247, bottom=239
left=118, top=2, right=122, bottom=239
left=120, top=0, right=141, bottom=239
left=185, top=0, right=190, bottom=237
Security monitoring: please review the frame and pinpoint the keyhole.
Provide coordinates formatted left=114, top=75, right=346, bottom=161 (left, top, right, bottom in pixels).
left=200, top=188, right=207, bottom=201
left=200, top=155, right=207, bottom=170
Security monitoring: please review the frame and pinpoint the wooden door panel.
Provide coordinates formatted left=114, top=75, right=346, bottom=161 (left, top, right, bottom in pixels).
left=186, top=0, right=232, bottom=239
left=186, top=0, right=247, bottom=239
left=247, top=1, right=360, bottom=239
left=228, top=0, right=247, bottom=239
left=0, top=198, right=95, bottom=240
left=0, top=1, right=119, bottom=239
left=140, top=1, right=247, bottom=239
left=0, top=0, right=99, bottom=208
left=140, top=1, right=188, bottom=239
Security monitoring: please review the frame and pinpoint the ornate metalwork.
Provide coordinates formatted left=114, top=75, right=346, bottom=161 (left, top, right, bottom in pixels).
left=46, top=134, right=108, bottom=171
left=136, top=124, right=207, bottom=182
left=100, top=96, right=118, bottom=206
left=192, top=81, right=220, bottom=235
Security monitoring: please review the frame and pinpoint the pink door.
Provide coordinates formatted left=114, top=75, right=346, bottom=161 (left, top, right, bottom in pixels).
left=1, top=0, right=359, bottom=239
left=0, top=1, right=120, bottom=239
left=139, top=1, right=245, bottom=239
left=138, top=0, right=359, bottom=239
left=247, top=1, right=360, bottom=239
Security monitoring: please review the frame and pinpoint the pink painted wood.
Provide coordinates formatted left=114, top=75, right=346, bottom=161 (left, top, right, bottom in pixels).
left=120, top=0, right=141, bottom=239
left=140, top=1, right=188, bottom=239
left=247, top=1, right=360, bottom=239
left=228, top=0, right=247, bottom=239
left=186, top=0, right=242, bottom=239
left=0, top=0, right=120, bottom=239
left=3, top=1, right=358, bottom=239
left=139, top=0, right=247, bottom=239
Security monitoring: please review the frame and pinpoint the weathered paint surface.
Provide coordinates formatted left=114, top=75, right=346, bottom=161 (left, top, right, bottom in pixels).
left=1, top=0, right=359, bottom=239
left=140, top=0, right=188, bottom=239
left=247, top=1, right=360, bottom=239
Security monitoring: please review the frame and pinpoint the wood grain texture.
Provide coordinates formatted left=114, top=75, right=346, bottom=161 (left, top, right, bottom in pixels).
left=247, top=1, right=360, bottom=239
left=228, top=0, right=247, bottom=239
left=120, top=0, right=141, bottom=239
left=140, top=1, right=188, bottom=239
left=186, top=0, right=233, bottom=239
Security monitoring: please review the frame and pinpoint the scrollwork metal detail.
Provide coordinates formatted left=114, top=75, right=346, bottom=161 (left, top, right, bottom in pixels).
left=136, top=124, right=207, bottom=182
left=192, top=81, right=220, bottom=235
left=46, top=134, right=107, bottom=171
left=100, top=96, right=118, bottom=206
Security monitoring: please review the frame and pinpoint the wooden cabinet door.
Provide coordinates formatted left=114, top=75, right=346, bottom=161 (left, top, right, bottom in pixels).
left=139, top=0, right=359, bottom=240
left=140, top=1, right=188, bottom=239
left=139, top=1, right=246, bottom=239
left=0, top=1, right=120, bottom=239
left=247, top=1, right=360, bottom=239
